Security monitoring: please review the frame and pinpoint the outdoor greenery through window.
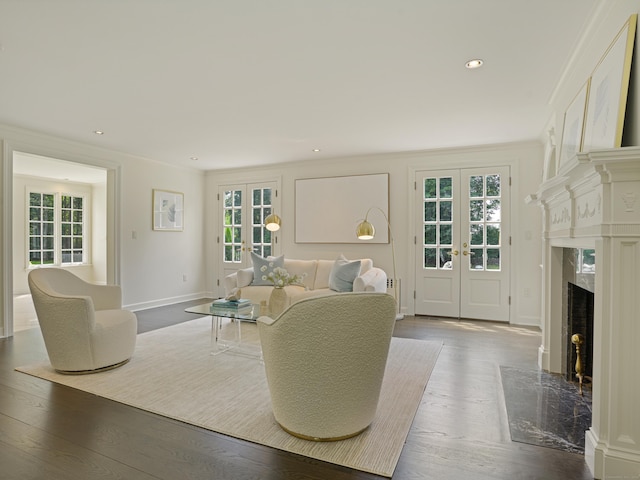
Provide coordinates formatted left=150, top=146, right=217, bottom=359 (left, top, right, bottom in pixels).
left=469, top=174, right=501, bottom=271
left=223, top=186, right=273, bottom=263
left=423, top=176, right=453, bottom=269
left=29, top=192, right=85, bottom=266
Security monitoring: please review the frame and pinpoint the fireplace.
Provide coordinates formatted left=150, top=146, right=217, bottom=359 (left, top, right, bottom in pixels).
left=528, top=148, right=640, bottom=479
left=562, top=249, right=594, bottom=382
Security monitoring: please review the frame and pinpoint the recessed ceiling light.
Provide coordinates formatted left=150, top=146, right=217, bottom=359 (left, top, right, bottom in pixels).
left=465, top=59, right=484, bottom=69
left=93, top=130, right=104, bottom=135
left=312, top=148, right=321, bottom=152
left=190, top=156, right=198, bottom=161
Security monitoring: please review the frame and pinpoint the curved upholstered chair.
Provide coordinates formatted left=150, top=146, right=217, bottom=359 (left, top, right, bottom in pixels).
left=28, top=268, right=137, bottom=374
left=257, top=292, right=397, bottom=441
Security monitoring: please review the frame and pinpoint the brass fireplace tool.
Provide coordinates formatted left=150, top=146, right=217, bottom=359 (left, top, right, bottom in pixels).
left=571, top=333, right=592, bottom=395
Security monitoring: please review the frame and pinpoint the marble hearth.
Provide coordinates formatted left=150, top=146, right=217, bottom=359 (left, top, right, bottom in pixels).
left=528, top=147, right=640, bottom=479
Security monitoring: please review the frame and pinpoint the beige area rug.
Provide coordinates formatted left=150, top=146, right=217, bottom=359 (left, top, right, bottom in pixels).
left=16, top=317, right=442, bottom=477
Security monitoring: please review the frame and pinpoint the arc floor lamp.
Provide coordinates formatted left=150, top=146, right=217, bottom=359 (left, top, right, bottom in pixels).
left=356, top=206, right=403, bottom=320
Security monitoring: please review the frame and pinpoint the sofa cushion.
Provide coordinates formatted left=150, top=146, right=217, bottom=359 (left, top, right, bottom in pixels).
left=251, top=253, right=284, bottom=286
left=329, top=254, right=362, bottom=292
left=314, top=259, right=335, bottom=290
left=283, top=259, right=318, bottom=290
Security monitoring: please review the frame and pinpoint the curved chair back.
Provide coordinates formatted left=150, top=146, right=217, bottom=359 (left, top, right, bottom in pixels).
left=258, top=292, right=397, bottom=441
left=28, top=268, right=136, bottom=373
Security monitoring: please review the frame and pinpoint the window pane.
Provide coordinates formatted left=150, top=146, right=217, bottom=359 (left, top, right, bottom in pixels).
left=73, top=210, right=82, bottom=222
left=43, top=223, right=54, bottom=235
left=225, top=245, right=233, bottom=262
left=424, top=225, right=436, bottom=245
left=73, top=224, right=82, bottom=235
left=30, top=207, right=41, bottom=221
left=439, top=177, right=452, bottom=198
left=470, top=224, right=484, bottom=245
left=263, top=245, right=272, bottom=257
left=73, top=237, right=83, bottom=249
left=73, top=252, right=83, bottom=263
left=224, top=210, right=232, bottom=226
left=30, top=193, right=41, bottom=206
left=253, top=208, right=261, bottom=225
left=73, top=197, right=83, bottom=209
left=486, top=199, right=500, bottom=221
left=43, top=194, right=54, bottom=207
left=62, top=237, right=71, bottom=249
left=233, top=245, right=241, bottom=262
left=30, top=223, right=41, bottom=236
left=424, top=248, right=437, bottom=268
left=253, top=226, right=261, bottom=244
left=30, top=252, right=41, bottom=265
left=469, top=176, right=483, bottom=197
left=61, top=209, right=71, bottom=222
left=486, top=174, right=500, bottom=196
left=470, top=249, right=484, bottom=270
left=61, top=223, right=71, bottom=235
left=439, top=224, right=452, bottom=245
left=43, top=209, right=54, bottom=221
left=61, top=196, right=71, bottom=208
left=29, top=237, right=40, bottom=250
left=424, top=202, right=436, bottom=222
left=487, top=249, right=500, bottom=270
left=233, top=209, right=242, bottom=225
left=424, top=178, right=436, bottom=199
left=440, top=248, right=453, bottom=269
left=43, top=237, right=54, bottom=250
left=253, top=189, right=261, bottom=205
left=487, top=225, right=500, bottom=245
left=470, top=200, right=483, bottom=221
left=263, top=188, right=272, bottom=205
left=440, top=201, right=452, bottom=221
left=224, top=191, right=233, bottom=208
left=233, top=190, right=242, bottom=206
left=233, top=227, right=241, bottom=243
left=43, top=251, right=54, bottom=264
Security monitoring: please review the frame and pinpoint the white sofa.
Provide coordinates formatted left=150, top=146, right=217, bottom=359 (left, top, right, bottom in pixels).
left=224, top=256, right=387, bottom=308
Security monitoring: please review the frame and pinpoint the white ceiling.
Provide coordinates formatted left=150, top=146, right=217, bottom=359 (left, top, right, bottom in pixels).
left=0, top=0, right=601, bottom=172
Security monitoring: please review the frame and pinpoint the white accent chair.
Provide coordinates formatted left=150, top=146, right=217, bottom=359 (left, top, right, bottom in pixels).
left=28, top=268, right=137, bottom=374
left=257, top=292, right=397, bottom=441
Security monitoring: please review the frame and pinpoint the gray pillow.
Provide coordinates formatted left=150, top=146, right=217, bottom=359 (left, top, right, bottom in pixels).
left=329, top=254, right=362, bottom=292
left=250, top=252, right=284, bottom=286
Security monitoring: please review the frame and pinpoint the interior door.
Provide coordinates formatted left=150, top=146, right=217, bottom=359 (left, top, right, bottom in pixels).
left=415, top=167, right=510, bottom=321
left=218, top=182, right=278, bottom=295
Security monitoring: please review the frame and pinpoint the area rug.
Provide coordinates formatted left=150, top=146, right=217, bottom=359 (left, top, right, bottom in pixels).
left=16, top=317, right=442, bottom=477
left=500, top=365, right=592, bottom=454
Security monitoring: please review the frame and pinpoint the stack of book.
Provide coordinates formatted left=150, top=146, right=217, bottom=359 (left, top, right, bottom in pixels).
left=211, top=298, right=252, bottom=315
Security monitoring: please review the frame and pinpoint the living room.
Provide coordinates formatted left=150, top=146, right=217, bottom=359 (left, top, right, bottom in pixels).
left=2, top=1, right=640, bottom=478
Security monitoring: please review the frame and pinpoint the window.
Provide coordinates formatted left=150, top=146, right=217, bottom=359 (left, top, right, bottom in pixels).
left=28, top=191, right=86, bottom=266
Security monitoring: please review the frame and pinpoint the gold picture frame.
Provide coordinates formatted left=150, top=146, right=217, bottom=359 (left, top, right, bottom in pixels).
left=559, top=79, right=590, bottom=170
left=583, top=14, right=637, bottom=151
left=153, top=189, right=184, bottom=231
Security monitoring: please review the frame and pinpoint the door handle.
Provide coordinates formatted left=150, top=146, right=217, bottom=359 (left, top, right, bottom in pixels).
left=463, top=250, right=475, bottom=256
left=447, top=250, right=459, bottom=256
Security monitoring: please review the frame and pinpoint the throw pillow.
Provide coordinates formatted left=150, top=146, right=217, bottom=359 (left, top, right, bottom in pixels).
left=329, top=254, right=362, bottom=292
left=250, top=252, right=284, bottom=286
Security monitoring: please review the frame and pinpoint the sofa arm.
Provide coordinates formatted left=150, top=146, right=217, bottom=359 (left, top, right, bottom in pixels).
left=224, top=272, right=239, bottom=296
left=353, top=267, right=387, bottom=293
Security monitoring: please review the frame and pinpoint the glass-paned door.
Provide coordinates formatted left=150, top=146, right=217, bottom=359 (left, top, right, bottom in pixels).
left=415, top=166, right=510, bottom=321
left=219, top=181, right=278, bottom=295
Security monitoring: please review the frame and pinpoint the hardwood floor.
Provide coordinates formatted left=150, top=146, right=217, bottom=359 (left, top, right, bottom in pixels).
left=0, top=301, right=594, bottom=479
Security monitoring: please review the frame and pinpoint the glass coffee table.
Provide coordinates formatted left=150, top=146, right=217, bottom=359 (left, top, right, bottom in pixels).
left=185, top=302, right=263, bottom=358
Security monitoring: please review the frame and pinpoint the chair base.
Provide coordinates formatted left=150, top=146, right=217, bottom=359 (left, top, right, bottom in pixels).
left=277, top=421, right=369, bottom=442
left=55, top=358, right=130, bottom=375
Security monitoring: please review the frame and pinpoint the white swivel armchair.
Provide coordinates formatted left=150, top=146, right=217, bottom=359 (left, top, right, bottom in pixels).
left=258, top=292, right=397, bottom=441
left=28, top=268, right=137, bottom=374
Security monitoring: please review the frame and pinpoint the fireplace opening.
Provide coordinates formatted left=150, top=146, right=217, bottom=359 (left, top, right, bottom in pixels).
left=566, top=282, right=594, bottom=382
left=562, top=248, right=595, bottom=385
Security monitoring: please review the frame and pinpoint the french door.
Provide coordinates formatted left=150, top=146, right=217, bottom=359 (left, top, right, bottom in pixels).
left=414, top=167, right=510, bottom=321
left=218, top=182, right=278, bottom=294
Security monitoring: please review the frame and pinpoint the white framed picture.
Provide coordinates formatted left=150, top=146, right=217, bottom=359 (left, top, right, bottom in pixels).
left=153, top=189, right=184, bottom=231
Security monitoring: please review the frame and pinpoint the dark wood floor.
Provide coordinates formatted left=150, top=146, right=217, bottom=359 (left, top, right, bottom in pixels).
left=1, top=300, right=594, bottom=479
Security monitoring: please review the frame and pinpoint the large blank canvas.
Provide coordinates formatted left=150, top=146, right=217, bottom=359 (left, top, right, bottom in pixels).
left=295, top=173, right=389, bottom=243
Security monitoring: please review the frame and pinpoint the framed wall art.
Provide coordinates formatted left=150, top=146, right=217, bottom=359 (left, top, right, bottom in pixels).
left=295, top=173, right=389, bottom=244
left=583, top=14, right=637, bottom=151
left=153, top=189, right=184, bottom=231
left=558, top=79, right=590, bottom=169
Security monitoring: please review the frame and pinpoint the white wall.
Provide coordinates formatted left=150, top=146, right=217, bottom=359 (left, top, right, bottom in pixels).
left=205, top=141, right=544, bottom=325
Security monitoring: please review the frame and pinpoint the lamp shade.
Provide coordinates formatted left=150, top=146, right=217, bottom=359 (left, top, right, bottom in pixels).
left=265, top=213, right=281, bottom=232
left=356, top=220, right=375, bottom=240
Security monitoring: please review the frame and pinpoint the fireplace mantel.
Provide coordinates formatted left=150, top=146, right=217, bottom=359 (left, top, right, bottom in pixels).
left=528, top=147, right=640, bottom=479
